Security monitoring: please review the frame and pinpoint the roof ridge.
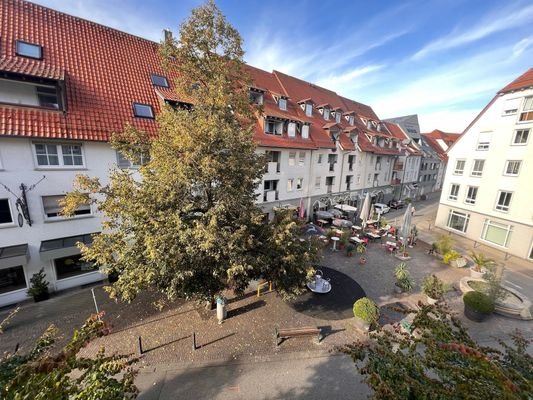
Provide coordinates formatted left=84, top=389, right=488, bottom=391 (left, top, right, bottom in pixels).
left=272, top=69, right=339, bottom=96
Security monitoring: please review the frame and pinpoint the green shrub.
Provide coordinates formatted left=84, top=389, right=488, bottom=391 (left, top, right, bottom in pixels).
left=27, top=268, right=49, bottom=298
left=463, top=291, right=495, bottom=314
left=421, top=275, right=445, bottom=299
left=346, top=244, right=355, bottom=254
left=435, top=235, right=454, bottom=255
left=443, top=250, right=461, bottom=265
left=394, top=262, right=414, bottom=292
left=353, top=297, right=380, bottom=324
left=356, top=244, right=366, bottom=254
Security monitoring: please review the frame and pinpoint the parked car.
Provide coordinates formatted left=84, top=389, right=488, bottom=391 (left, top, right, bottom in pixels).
left=374, top=203, right=390, bottom=214
left=388, top=200, right=405, bottom=209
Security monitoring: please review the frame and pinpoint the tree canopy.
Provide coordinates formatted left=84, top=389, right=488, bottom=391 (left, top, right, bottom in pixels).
left=63, top=0, right=319, bottom=303
left=343, top=302, right=532, bottom=399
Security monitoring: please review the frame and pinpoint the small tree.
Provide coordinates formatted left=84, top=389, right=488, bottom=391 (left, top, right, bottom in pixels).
left=0, top=314, right=137, bottom=399
left=353, top=298, right=380, bottom=327
left=343, top=302, right=532, bottom=399
left=469, top=250, right=496, bottom=273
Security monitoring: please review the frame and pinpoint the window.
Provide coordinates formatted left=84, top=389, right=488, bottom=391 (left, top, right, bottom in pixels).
left=16, top=40, right=42, bottom=59
left=348, top=115, right=354, bottom=126
left=448, top=184, right=459, bottom=201
left=0, top=78, right=60, bottom=110
left=287, top=179, right=294, bottom=192
left=34, top=143, right=85, bottom=168
left=529, top=244, right=533, bottom=260
left=265, top=119, right=283, bottom=135
left=279, top=98, right=287, bottom=111
left=0, top=199, right=14, bottom=225
left=476, top=131, right=491, bottom=150
left=348, top=155, right=355, bottom=171
left=298, top=152, right=305, bottom=166
left=323, top=108, right=330, bottom=120
left=61, top=145, right=83, bottom=166
left=116, top=151, right=149, bottom=169
left=512, top=129, right=529, bottom=145
left=447, top=210, right=470, bottom=233
left=54, top=254, right=97, bottom=280
left=42, top=195, right=91, bottom=219
left=133, top=103, right=154, bottom=119
left=288, top=122, right=296, bottom=137
left=305, top=103, right=313, bottom=117
left=519, top=96, right=533, bottom=122
left=454, top=159, right=465, bottom=175
left=302, top=124, right=310, bottom=139
left=504, top=160, right=521, bottom=176
left=0, top=266, right=27, bottom=294
left=325, top=176, right=334, bottom=186
left=346, top=175, right=353, bottom=190
left=288, top=152, right=296, bottom=166
left=495, top=191, right=512, bottom=212
left=335, top=111, right=341, bottom=123
left=482, top=220, right=512, bottom=247
left=249, top=91, right=263, bottom=105
left=471, top=159, right=485, bottom=177
left=150, top=74, right=169, bottom=87
left=315, top=176, right=321, bottom=189
left=296, top=178, right=303, bottom=190
left=465, top=186, right=478, bottom=205
left=502, top=98, right=520, bottom=115
left=317, top=154, right=323, bottom=164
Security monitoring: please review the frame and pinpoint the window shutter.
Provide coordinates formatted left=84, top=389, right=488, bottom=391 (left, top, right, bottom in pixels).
left=502, top=98, right=520, bottom=115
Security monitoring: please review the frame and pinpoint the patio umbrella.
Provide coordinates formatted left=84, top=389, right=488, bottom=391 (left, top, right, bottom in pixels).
left=359, top=193, right=371, bottom=230
left=333, top=219, right=353, bottom=228
left=399, top=204, right=413, bottom=248
left=328, top=208, right=344, bottom=218
left=301, top=223, right=325, bottom=237
left=315, top=210, right=334, bottom=220
left=334, top=204, right=357, bottom=213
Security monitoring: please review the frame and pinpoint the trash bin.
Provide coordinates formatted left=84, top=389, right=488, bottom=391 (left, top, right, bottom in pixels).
left=216, top=296, right=228, bottom=324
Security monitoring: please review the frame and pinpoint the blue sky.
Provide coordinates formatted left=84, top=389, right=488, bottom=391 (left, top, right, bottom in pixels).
left=34, top=0, right=533, bottom=132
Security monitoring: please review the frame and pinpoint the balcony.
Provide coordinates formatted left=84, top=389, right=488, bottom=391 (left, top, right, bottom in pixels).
left=263, top=190, right=279, bottom=202
left=393, top=162, right=404, bottom=171
left=391, top=178, right=401, bottom=185
left=265, top=161, right=280, bottom=174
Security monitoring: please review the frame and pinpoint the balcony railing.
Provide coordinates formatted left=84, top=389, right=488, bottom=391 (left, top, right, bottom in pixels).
left=393, top=162, right=404, bottom=171
left=265, top=161, right=280, bottom=174
left=263, top=190, right=279, bottom=202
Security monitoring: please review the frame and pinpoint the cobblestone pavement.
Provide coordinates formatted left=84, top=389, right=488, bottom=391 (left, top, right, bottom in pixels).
left=1, top=193, right=531, bottom=367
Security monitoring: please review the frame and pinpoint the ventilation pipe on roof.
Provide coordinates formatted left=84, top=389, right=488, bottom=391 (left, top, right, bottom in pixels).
left=163, top=29, right=173, bottom=42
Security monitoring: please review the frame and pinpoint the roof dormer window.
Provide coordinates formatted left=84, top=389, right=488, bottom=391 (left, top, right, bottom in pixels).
left=348, top=115, right=355, bottom=126
left=249, top=89, right=264, bottom=105
left=323, top=107, right=330, bottom=121
left=302, top=124, right=310, bottom=139
left=150, top=74, right=169, bottom=87
left=279, top=97, right=287, bottom=111
left=305, top=103, right=313, bottom=117
left=16, top=40, right=42, bottom=59
left=133, top=103, right=155, bottom=119
left=335, top=111, right=342, bottom=123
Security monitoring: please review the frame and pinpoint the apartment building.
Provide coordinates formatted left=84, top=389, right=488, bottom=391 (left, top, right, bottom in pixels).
left=0, top=0, right=419, bottom=307
left=435, top=68, right=533, bottom=262
left=422, top=130, right=461, bottom=192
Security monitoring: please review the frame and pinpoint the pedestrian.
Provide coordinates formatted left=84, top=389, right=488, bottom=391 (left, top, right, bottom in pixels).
left=411, top=206, right=415, bottom=216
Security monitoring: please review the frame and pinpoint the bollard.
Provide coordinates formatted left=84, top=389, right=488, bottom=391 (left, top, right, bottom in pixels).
left=192, top=332, right=197, bottom=350
left=138, top=336, right=143, bottom=355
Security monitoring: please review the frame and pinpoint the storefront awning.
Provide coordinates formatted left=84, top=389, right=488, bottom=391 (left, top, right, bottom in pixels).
left=40, top=233, right=97, bottom=260
left=0, top=243, right=29, bottom=269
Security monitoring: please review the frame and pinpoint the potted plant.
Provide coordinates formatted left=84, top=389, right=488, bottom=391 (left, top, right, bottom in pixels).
left=325, top=228, right=336, bottom=243
left=394, top=262, right=414, bottom=293
left=27, top=268, right=50, bottom=302
left=435, top=235, right=454, bottom=256
left=339, top=230, right=350, bottom=250
left=356, top=244, right=367, bottom=264
left=353, top=297, right=380, bottom=331
left=469, top=251, right=496, bottom=278
left=443, top=250, right=466, bottom=268
left=463, top=291, right=494, bottom=322
left=346, top=244, right=355, bottom=257
left=421, top=274, right=445, bottom=304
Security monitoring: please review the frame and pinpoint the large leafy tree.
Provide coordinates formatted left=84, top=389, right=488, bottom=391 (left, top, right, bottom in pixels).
left=0, top=314, right=137, bottom=399
left=343, top=303, right=532, bottom=399
left=64, top=1, right=318, bottom=303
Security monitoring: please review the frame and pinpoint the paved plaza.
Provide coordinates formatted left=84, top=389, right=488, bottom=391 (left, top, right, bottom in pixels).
left=1, top=194, right=532, bottom=398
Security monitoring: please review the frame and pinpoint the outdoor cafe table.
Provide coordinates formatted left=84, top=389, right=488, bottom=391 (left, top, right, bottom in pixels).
left=352, top=225, right=362, bottom=231
left=317, top=219, right=328, bottom=227
left=366, top=232, right=381, bottom=241
left=331, top=236, right=340, bottom=251
left=350, top=236, right=364, bottom=244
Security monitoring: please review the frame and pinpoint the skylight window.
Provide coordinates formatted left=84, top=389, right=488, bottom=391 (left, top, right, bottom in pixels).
left=133, top=103, right=154, bottom=119
left=150, top=74, right=169, bottom=87
left=16, top=40, right=42, bottom=59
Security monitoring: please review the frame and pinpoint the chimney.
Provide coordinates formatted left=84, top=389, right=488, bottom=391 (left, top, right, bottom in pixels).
left=163, top=29, right=173, bottom=42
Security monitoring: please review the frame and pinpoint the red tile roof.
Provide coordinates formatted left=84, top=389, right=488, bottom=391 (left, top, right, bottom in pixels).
left=421, top=130, right=460, bottom=160
left=0, top=56, right=64, bottom=80
left=499, top=68, right=533, bottom=93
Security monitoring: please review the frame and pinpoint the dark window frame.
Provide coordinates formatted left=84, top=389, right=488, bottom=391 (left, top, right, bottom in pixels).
left=16, top=40, right=43, bottom=59
left=150, top=74, right=169, bottom=88
left=0, top=198, right=14, bottom=224
left=133, top=103, right=155, bottom=119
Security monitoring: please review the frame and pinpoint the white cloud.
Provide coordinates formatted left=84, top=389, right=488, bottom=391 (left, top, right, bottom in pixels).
left=412, top=3, right=533, bottom=60
left=513, top=36, right=533, bottom=57
left=418, top=109, right=479, bottom=133
left=316, top=64, right=385, bottom=92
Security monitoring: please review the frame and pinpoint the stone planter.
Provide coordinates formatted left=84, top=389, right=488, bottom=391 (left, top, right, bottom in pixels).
left=394, top=253, right=412, bottom=261
left=450, top=257, right=467, bottom=268
left=464, top=304, right=491, bottom=322
left=33, top=292, right=50, bottom=303
left=469, top=267, right=485, bottom=279
left=353, top=317, right=371, bottom=333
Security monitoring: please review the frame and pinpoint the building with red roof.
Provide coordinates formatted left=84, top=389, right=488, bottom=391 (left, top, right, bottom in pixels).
left=435, top=68, right=533, bottom=263
left=0, top=0, right=431, bottom=306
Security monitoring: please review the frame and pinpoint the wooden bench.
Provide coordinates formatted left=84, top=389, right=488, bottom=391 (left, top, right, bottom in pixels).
left=274, top=326, right=322, bottom=346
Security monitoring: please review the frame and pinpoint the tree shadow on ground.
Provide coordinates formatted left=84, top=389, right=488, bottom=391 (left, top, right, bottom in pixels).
left=227, top=300, right=266, bottom=318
